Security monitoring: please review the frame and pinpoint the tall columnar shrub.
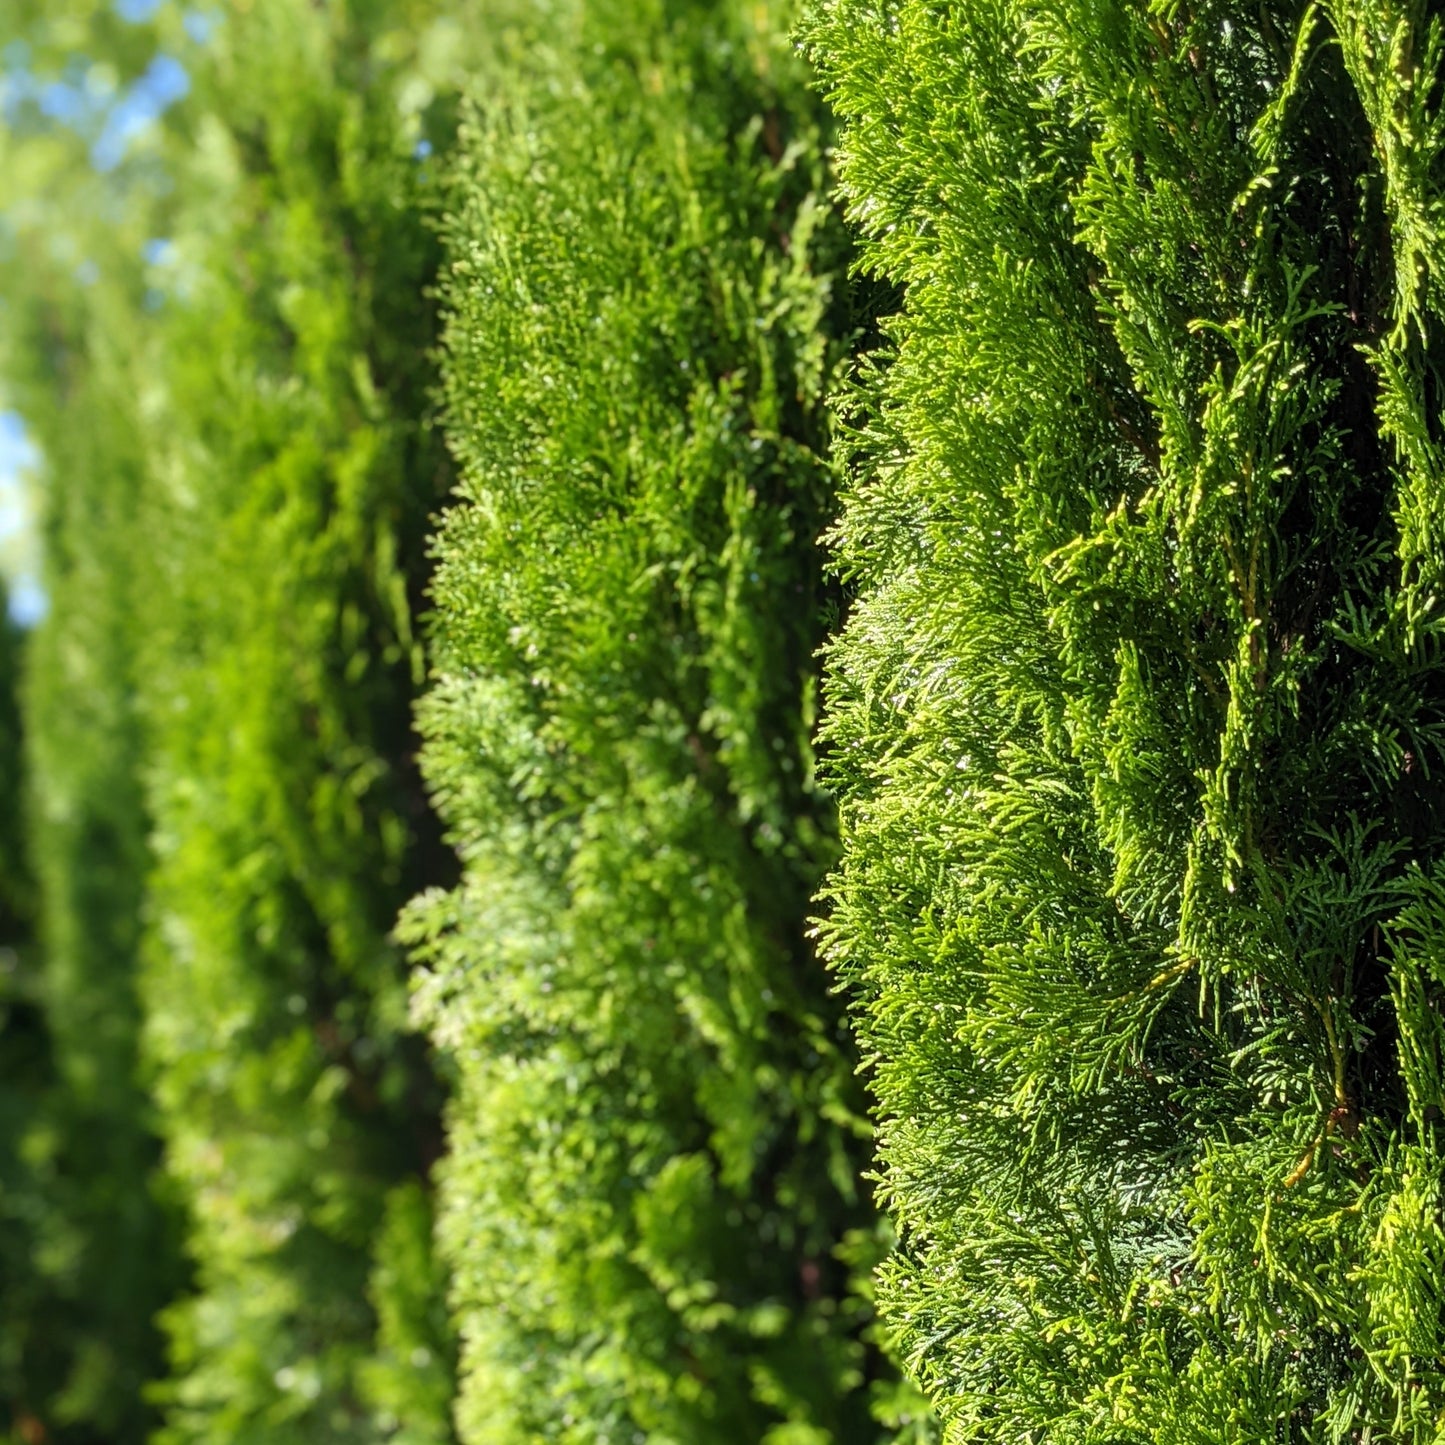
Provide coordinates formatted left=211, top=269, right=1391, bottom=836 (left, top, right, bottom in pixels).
left=808, top=0, right=1445, bottom=1435
left=0, top=261, right=183, bottom=1441
left=401, top=3, right=919, bottom=1440
left=120, top=4, right=471, bottom=1440
left=0, top=595, right=23, bottom=926
left=0, top=590, right=55, bottom=1440
left=2, top=559, right=172, bottom=1445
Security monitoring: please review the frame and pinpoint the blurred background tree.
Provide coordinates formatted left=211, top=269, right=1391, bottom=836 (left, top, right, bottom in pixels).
left=0, top=0, right=467, bottom=1439
left=0, top=5, right=186, bottom=1433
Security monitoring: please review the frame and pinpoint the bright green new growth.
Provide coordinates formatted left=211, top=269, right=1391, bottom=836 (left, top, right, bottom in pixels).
left=401, top=2, right=915, bottom=1440
left=809, top=0, right=1445, bottom=1435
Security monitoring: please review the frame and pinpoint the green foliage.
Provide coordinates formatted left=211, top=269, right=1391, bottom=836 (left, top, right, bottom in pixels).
left=0, top=247, right=184, bottom=1440
left=20, top=501, right=179, bottom=1445
left=402, top=2, right=923, bottom=1440
left=0, top=599, right=24, bottom=932
left=356, top=1181, right=456, bottom=1445
left=119, top=4, right=468, bottom=1441
left=808, top=0, right=1445, bottom=1436
left=0, top=10, right=215, bottom=1436
left=0, top=593, right=52, bottom=1442
left=0, top=0, right=477, bottom=1438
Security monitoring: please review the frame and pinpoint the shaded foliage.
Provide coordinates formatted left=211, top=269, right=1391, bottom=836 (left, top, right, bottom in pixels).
left=0, top=242, right=183, bottom=1442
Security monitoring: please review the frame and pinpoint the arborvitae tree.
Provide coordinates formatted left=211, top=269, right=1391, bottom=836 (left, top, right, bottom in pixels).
left=122, top=4, right=469, bottom=1440
left=402, top=3, right=926, bottom=1439
left=0, top=280, right=183, bottom=1444
left=19, top=435, right=181, bottom=1445
left=0, top=14, right=190, bottom=1438
left=0, top=600, right=24, bottom=963
left=2, top=558, right=172, bottom=1445
left=0, top=589, right=56, bottom=1442
left=808, top=0, right=1445, bottom=1435
left=2, top=0, right=474, bottom=1437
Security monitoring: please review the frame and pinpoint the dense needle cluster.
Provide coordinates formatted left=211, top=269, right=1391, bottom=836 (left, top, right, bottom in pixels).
left=809, top=0, right=1445, bottom=1434
left=401, top=3, right=913, bottom=1439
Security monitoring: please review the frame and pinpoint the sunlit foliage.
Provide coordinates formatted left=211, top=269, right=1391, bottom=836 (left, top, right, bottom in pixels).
left=808, top=0, right=1445, bottom=1435
left=401, top=2, right=925, bottom=1440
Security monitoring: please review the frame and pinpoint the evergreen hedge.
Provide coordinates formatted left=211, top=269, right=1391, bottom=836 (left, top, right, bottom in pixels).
left=808, top=0, right=1445, bottom=1435
left=0, top=253, right=182, bottom=1441
left=125, top=4, right=465, bottom=1439
left=0, top=591, right=56, bottom=1439
left=1, top=1, right=473, bottom=1438
left=0, top=596, right=22, bottom=928
left=401, top=3, right=919, bottom=1439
